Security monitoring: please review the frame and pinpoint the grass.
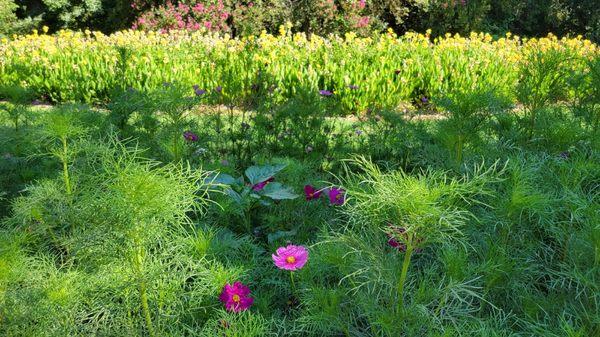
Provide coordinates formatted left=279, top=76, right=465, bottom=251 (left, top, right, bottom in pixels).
left=0, top=31, right=599, bottom=337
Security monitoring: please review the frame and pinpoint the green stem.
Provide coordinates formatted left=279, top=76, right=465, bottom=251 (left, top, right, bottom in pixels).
left=529, top=107, right=537, bottom=139
left=61, top=136, right=72, bottom=196
left=173, top=132, right=180, bottom=162
left=133, top=236, right=155, bottom=337
left=290, top=271, right=297, bottom=297
left=456, top=134, right=464, bottom=165
left=396, top=244, right=414, bottom=314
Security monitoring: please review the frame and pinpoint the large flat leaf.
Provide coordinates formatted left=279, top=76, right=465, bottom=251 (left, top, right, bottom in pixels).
left=261, top=182, right=298, bottom=200
left=245, top=164, right=286, bottom=185
left=224, top=188, right=242, bottom=204
left=205, top=172, right=238, bottom=186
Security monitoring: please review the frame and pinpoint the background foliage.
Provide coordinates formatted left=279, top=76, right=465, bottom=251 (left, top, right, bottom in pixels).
left=1, top=0, right=599, bottom=41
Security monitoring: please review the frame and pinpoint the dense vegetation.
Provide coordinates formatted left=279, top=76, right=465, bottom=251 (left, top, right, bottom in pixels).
left=1, top=27, right=599, bottom=336
left=1, top=0, right=599, bottom=42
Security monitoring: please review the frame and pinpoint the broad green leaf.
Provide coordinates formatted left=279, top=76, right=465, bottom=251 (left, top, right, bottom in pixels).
left=261, top=182, right=298, bottom=200
left=245, top=164, right=286, bottom=185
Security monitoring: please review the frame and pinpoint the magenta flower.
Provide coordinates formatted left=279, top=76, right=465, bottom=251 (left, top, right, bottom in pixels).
left=387, top=224, right=422, bottom=253
left=252, top=177, right=274, bottom=191
left=319, top=90, right=333, bottom=97
left=219, top=282, right=254, bottom=312
left=183, top=131, right=199, bottom=142
left=272, top=244, right=309, bottom=271
left=328, top=187, right=345, bottom=205
left=304, top=185, right=321, bottom=200
left=193, top=85, right=206, bottom=96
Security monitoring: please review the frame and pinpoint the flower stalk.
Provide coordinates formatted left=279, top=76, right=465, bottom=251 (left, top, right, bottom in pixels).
left=396, top=242, right=414, bottom=314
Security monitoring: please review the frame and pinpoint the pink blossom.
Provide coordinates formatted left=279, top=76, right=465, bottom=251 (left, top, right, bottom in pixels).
left=219, top=282, right=254, bottom=312
left=328, top=187, right=345, bottom=205
left=272, top=244, right=309, bottom=271
left=356, top=16, right=370, bottom=28
left=304, top=185, right=322, bottom=200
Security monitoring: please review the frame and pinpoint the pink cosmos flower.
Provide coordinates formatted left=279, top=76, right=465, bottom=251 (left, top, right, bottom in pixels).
left=219, top=282, right=254, bottom=312
left=252, top=177, right=274, bottom=191
left=272, top=244, right=309, bottom=271
left=328, top=187, right=345, bottom=205
left=304, top=185, right=321, bottom=200
left=183, top=131, right=199, bottom=142
left=387, top=224, right=422, bottom=253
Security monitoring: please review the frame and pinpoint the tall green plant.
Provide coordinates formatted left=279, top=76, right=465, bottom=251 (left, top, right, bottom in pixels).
left=436, top=87, right=509, bottom=165
left=516, top=47, right=568, bottom=138
left=340, top=157, right=499, bottom=314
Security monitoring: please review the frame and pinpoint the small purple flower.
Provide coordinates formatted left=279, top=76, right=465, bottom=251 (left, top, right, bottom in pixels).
left=348, top=84, right=359, bottom=90
left=192, top=84, right=206, bottom=96
left=214, top=86, right=223, bottom=94
left=219, top=282, right=254, bottom=312
left=421, top=96, right=429, bottom=103
left=355, top=129, right=363, bottom=136
left=319, top=90, right=333, bottom=97
left=304, top=185, right=322, bottom=200
left=387, top=224, right=422, bottom=253
left=183, top=131, right=199, bottom=142
left=328, top=187, right=345, bottom=205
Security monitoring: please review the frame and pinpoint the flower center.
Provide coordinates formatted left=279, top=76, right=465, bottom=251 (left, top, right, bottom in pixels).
left=232, top=294, right=240, bottom=303
left=335, top=194, right=341, bottom=200
left=286, top=256, right=296, bottom=264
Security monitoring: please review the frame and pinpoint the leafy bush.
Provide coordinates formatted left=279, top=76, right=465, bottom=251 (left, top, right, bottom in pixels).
left=0, top=0, right=18, bottom=36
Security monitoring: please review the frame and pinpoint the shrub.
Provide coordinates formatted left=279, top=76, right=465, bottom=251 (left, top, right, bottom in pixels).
left=0, top=0, right=17, bottom=35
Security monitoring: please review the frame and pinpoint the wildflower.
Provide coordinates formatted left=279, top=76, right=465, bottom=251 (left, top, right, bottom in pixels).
left=219, top=282, right=254, bottom=312
left=319, top=89, right=333, bottom=97
left=355, top=129, right=363, bottom=136
left=387, top=224, right=422, bottom=253
left=559, top=151, right=570, bottom=159
left=252, top=177, right=274, bottom=191
left=183, top=131, right=199, bottom=142
left=421, top=96, right=429, bottom=103
left=348, top=84, right=359, bottom=90
left=193, top=84, right=206, bottom=96
left=304, top=185, right=321, bottom=200
left=272, top=244, right=309, bottom=271
left=214, top=86, right=223, bottom=93
left=328, top=187, right=345, bottom=205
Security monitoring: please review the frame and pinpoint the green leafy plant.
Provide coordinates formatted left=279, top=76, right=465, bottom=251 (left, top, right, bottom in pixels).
left=212, top=164, right=298, bottom=233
